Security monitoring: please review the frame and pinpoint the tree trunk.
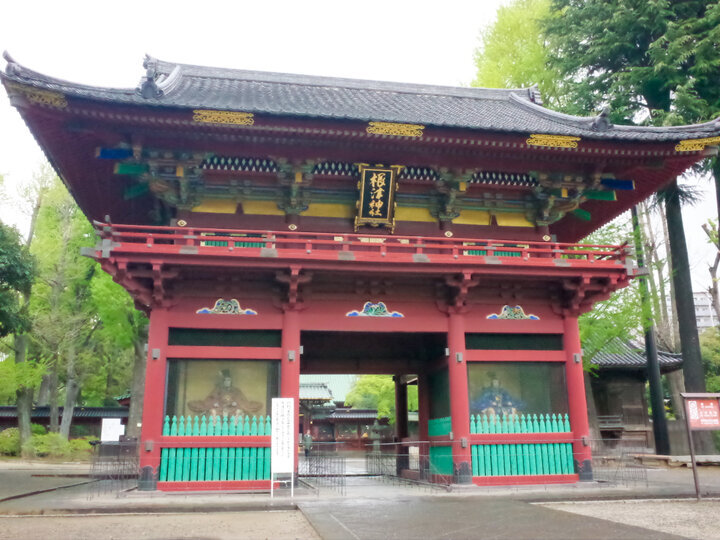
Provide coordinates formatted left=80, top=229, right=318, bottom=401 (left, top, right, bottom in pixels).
left=664, top=179, right=714, bottom=454
left=126, top=337, right=147, bottom=439
left=48, top=363, right=60, bottom=433
left=36, top=374, right=53, bottom=406
left=59, top=344, right=79, bottom=439
left=13, top=333, right=33, bottom=452
left=661, top=206, right=680, bottom=351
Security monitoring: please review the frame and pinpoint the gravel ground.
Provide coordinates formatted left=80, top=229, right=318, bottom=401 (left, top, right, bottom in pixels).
left=0, top=510, right=320, bottom=540
left=542, top=499, right=720, bottom=540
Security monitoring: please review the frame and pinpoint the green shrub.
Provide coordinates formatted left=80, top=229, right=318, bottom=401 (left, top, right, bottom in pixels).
left=22, top=433, right=72, bottom=459
left=0, top=428, right=21, bottom=456
left=30, top=423, right=47, bottom=435
left=69, top=437, right=98, bottom=460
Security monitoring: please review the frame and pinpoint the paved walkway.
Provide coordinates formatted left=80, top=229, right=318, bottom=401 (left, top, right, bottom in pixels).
left=1, top=459, right=720, bottom=539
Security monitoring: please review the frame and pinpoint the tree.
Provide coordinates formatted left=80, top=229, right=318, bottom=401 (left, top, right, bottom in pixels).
left=89, top=270, right=147, bottom=437
left=473, top=0, right=560, bottom=105
left=0, top=221, right=34, bottom=338
left=345, top=375, right=418, bottom=424
left=544, top=0, right=719, bottom=452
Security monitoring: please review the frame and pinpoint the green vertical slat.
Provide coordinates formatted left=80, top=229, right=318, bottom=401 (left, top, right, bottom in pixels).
left=551, top=414, right=559, bottom=433
left=471, top=445, right=478, bottom=476
left=538, top=415, right=547, bottom=433
left=527, top=444, right=536, bottom=475
left=479, top=445, right=487, bottom=476
left=160, top=448, right=169, bottom=482
left=249, top=416, right=259, bottom=480
left=519, top=414, right=527, bottom=434
left=563, top=414, right=571, bottom=433
left=170, top=416, right=178, bottom=436
left=264, top=416, right=272, bottom=481
left=480, top=415, right=488, bottom=434
left=167, top=447, right=176, bottom=481
left=541, top=443, right=549, bottom=475
left=510, top=444, right=518, bottom=475
left=470, top=415, right=477, bottom=435
left=517, top=443, right=525, bottom=476
left=176, top=447, right=185, bottom=481
left=483, top=443, right=491, bottom=476
left=554, top=443, right=564, bottom=474
left=162, top=416, right=170, bottom=436
left=532, top=414, right=540, bottom=433
left=190, top=419, right=199, bottom=480
left=490, top=443, right=498, bottom=476
left=220, top=417, right=229, bottom=480
left=565, top=443, right=575, bottom=474
left=178, top=416, right=186, bottom=436
left=497, top=444, right=505, bottom=476
left=547, top=443, right=557, bottom=475
left=190, top=446, right=199, bottom=481
left=536, top=443, right=544, bottom=474
left=503, top=444, right=511, bottom=476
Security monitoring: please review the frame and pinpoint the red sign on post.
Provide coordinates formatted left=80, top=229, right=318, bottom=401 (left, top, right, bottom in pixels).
left=686, top=398, right=720, bottom=430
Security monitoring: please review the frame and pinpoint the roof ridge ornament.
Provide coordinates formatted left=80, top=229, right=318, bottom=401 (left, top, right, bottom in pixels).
left=591, top=107, right=613, bottom=132
left=527, top=85, right=543, bottom=105
left=137, top=54, right=163, bottom=99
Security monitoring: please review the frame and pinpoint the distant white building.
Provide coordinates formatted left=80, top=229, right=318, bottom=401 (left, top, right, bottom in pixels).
left=694, top=291, right=717, bottom=332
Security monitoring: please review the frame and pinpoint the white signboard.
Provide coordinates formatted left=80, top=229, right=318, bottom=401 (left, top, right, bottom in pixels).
left=271, top=398, right=295, bottom=498
left=271, top=398, right=295, bottom=474
left=100, top=418, right=125, bottom=442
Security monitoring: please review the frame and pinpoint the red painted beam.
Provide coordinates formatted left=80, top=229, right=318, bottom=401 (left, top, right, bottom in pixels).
left=165, top=345, right=282, bottom=360
left=468, top=433, right=575, bottom=444
left=158, top=436, right=271, bottom=447
left=472, top=474, right=578, bottom=486
left=157, top=480, right=272, bottom=491
left=465, top=350, right=566, bottom=362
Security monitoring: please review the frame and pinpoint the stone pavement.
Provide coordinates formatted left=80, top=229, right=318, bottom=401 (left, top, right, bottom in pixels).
left=1, top=459, right=720, bottom=539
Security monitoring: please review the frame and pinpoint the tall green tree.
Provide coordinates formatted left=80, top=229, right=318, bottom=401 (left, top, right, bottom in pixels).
left=473, top=0, right=560, bottom=105
left=345, top=375, right=418, bottom=425
left=544, top=0, right=719, bottom=452
left=0, top=221, right=34, bottom=338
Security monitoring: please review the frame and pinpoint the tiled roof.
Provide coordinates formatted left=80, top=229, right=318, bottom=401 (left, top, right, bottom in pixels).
left=0, top=406, right=128, bottom=418
left=3, top=53, right=720, bottom=142
left=588, top=339, right=682, bottom=371
left=328, top=408, right=379, bottom=421
left=300, top=382, right=333, bottom=401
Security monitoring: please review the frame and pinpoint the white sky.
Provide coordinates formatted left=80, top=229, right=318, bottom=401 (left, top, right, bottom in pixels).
left=0, top=0, right=716, bottom=291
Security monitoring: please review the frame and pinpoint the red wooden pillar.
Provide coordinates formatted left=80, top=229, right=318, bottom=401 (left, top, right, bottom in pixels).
left=138, top=307, right=169, bottom=488
left=447, top=311, right=472, bottom=483
left=280, top=307, right=301, bottom=471
left=563, top=314, right=593, bottom=480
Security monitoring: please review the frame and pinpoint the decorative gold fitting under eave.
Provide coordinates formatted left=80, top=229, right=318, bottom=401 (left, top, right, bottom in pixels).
left=5, top=81, right=67, bottom=109
left=366, top=121, right=424, bottom=137
left=192, top=110, right=255, bottom=126
left=526, top=134, right=581, bottom=148
left=675, top=136, right=720, bottom=152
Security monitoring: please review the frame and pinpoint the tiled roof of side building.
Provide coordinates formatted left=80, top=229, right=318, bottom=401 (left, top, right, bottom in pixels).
left=3, top=53, right=720, bottom=142
left=589, top=339, right=682, bottom=371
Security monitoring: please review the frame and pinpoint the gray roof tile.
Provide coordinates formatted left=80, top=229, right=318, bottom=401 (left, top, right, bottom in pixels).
left=4, top=54, right=720, bottom=142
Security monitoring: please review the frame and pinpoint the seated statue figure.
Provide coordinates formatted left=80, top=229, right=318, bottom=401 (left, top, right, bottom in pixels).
left=188, top=369, right=263, bottom=417
left=471, top=375, right=524, bottom=418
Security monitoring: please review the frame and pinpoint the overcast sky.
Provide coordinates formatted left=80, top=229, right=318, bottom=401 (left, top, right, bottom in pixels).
left=0, top=0, right=716, bottom=291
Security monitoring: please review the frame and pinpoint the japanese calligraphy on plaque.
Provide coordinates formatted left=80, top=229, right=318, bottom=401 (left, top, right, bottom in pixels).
left=355, top=164, right=402, bottom=231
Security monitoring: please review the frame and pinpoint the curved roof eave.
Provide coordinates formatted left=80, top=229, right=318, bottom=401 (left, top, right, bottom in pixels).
left=3, top=53, right=720, bottom=143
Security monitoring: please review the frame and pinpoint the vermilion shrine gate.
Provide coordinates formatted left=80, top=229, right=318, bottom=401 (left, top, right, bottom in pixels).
left=4, top=53, right=720, bottom=490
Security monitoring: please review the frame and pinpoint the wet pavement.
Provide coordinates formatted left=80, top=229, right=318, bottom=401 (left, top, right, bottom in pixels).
left=1, top=459, right=720, bottom=539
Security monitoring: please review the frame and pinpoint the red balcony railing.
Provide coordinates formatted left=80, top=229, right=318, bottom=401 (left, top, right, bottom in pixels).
left=91, top=221, right=634, bottom=273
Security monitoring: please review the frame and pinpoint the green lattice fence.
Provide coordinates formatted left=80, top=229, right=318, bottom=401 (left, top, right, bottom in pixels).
left=159, top=415, right=271, bottom=482
left=470, top=413, right=574, bottom=477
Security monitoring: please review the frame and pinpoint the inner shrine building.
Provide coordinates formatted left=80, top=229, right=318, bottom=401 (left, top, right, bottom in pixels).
left=4, top=53, right=720, bottom=490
